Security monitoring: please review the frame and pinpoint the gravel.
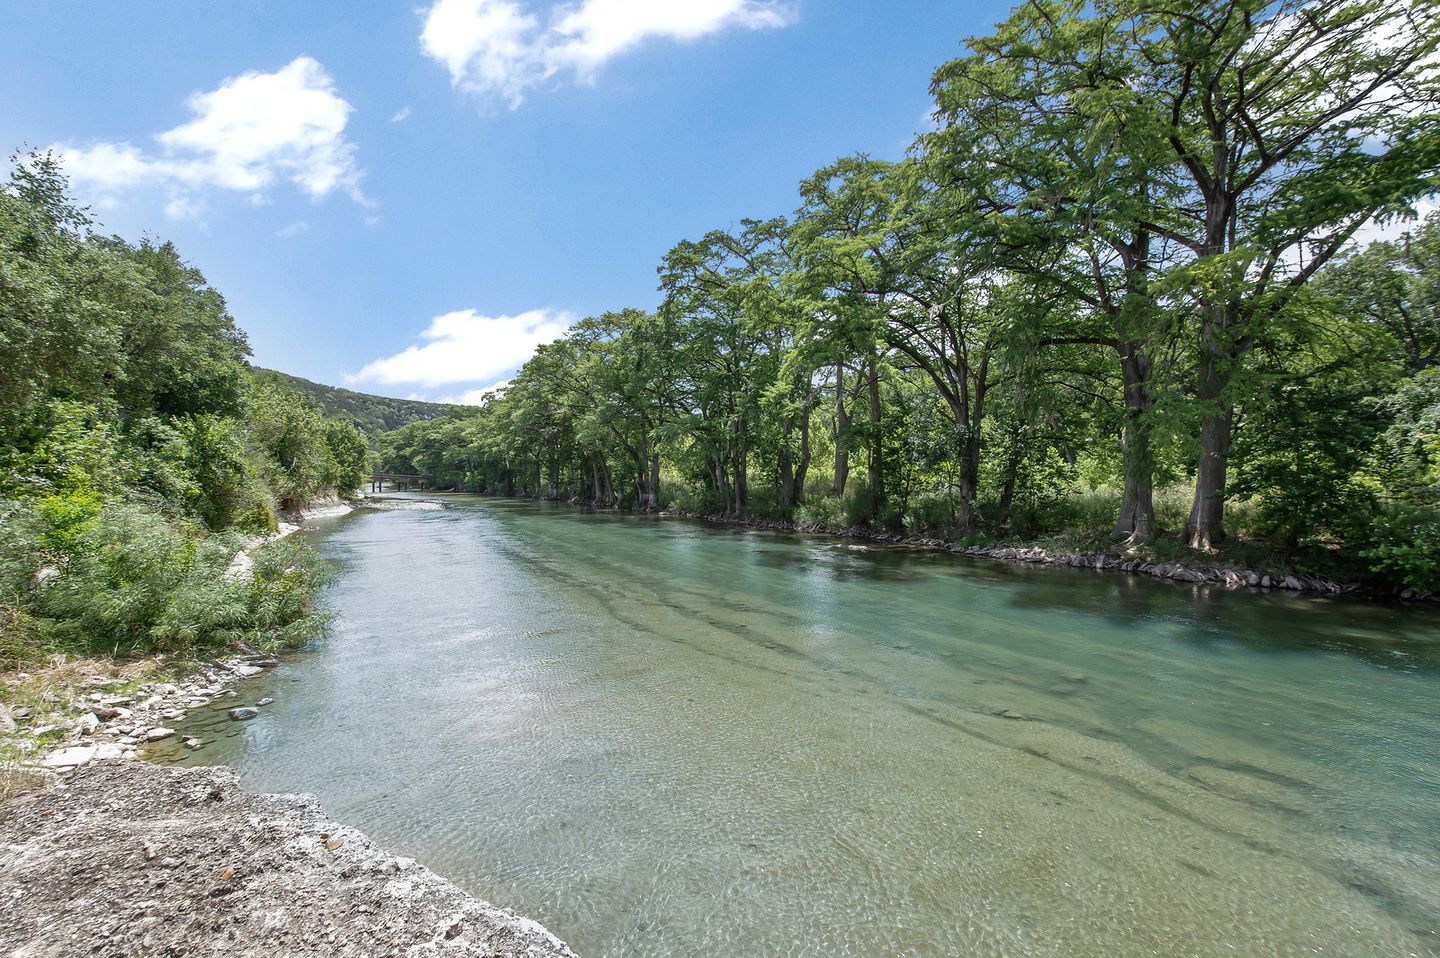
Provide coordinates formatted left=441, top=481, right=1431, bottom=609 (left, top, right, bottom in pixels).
left=0, top=760, right=579, bottom=958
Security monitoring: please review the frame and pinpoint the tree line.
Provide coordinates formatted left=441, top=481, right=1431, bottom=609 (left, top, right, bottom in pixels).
left=380, top=0, right=1440, bottom=592
left=0, top=154, right=369, bottom=664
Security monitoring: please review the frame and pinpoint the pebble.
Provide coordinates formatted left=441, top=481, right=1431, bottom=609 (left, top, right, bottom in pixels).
left=20, top=653, right=287, bottom=777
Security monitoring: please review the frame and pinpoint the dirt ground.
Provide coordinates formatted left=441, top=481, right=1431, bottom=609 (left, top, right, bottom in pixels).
left=0, top=760, right=579, bottom=958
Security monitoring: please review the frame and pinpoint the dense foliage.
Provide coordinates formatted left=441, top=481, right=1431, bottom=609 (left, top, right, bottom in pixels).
left=378, top=0, right=1440, bottom=591
left=251, top=368, right=456, bottom=438
left=0, top=154, right=368, bottom=665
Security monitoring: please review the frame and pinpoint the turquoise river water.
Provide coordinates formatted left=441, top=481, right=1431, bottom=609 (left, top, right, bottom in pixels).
left=160, top=496, right=1440, bottom=957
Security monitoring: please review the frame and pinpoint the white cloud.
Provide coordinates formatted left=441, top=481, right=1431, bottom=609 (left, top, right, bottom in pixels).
left=274, top=220, right=311, bottom=239
left=1350, top=197, right=1440, bottom=248
left=439, top=380, right=512, bottom=405
left=419, top=0, right=793, bottom=107
left=346, top=308, right=573, bottom=391
left=391, top=105, right=414, bottom=123
left=56, top=57, right=365, bottom=219
left=164, top=195, right=207, bottom=221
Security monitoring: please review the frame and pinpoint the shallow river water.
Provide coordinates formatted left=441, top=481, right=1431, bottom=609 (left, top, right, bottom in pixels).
left=162, top=496, right=1440, bottom=957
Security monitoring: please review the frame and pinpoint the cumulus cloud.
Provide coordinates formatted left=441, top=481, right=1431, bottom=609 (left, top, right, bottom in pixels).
left=419, top=0, right=793, bottom=107
left=56, top=57, right=365, bottom=219
left=346, top=309, right=573, bottom=392
left=274, top=220, right=311, bottom=239
left=439, top=380, right=513, bottom=405
left=1351, top=197, right=1440, bottom=248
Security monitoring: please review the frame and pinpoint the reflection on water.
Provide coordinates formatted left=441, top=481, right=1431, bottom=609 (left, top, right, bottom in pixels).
left=156, top=496, right=1440, bottom=957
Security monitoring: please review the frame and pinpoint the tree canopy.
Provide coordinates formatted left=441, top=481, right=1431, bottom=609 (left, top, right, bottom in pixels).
left=377, top=0, right=1440, bottom=592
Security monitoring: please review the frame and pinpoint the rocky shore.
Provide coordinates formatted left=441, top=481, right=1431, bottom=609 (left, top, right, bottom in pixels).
left=0, top=760, right=578, bottom=957
left=659, top=509, right=1435, bottom=602
left=0, top=495, right=580, bottom=957
left=20, top=650, right=282, bottom=772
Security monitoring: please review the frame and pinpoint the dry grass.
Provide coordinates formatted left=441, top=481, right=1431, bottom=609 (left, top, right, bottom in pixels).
left=0, top=765, right=47, bottom=813
left=0, top=652, right=189, bottom=786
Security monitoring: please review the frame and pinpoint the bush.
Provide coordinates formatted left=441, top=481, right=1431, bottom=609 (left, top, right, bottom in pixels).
left=904, top=492, right=954, bottom=534
left=246, top=536, right=335, bottom=650
left=1359, top=505, right=1440, bottom=592
left=794, top=495, right=847, bottom=528
left=36, top=504, right=246, bottom=654
left=844, top=482, right=874, bottom=527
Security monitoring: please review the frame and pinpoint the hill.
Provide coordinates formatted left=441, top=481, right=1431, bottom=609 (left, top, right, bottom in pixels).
left=251, top=368, right=457, bottom=437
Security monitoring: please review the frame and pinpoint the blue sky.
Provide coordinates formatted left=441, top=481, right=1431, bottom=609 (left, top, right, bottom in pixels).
left=2, top=1, right=1010, bottom=402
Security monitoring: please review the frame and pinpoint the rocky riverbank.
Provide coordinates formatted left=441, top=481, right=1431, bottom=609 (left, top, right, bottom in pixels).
left=0, top=760, right=578, bottom=957
left=12, top=649, right=283, bottom=773
left=658, top=509, right=1436, bottom=602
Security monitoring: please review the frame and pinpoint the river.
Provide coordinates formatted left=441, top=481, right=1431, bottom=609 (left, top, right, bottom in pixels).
left=160, top=495, right=1440, bottom=957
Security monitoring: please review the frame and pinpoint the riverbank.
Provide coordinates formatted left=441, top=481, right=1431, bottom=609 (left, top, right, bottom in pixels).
left=4, top=498, right=355, bottom=778
left=655, top=508, right=1434, bottom=603
left=0, top=760, right=577, bottom=957
left=0, top=496, right=579, bottom=956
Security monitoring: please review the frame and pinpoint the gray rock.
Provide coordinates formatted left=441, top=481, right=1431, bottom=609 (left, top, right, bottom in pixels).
left=76, top=713, right=100, bottom=736
left=257, top=697, right=275, bottom=706
left=145, top=727, right=176, bottom=742
left=229, top=707, right=261, bottom=722
left=232, top=665, right=264, bottom=678
left=42, top=745, right=98, bottom=768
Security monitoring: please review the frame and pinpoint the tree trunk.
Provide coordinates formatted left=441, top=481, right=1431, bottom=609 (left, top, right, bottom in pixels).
left=1114, top=346, right=1156, bottom=541
left=732, top=418, right=747, bottom=518
left=1184, top=349, right=1233, bottom=549
left=833, top=363, right=850, bottom=496
left=779, top=417, right=797, bottom=511
left=780, top=395, right=814, bottom=511
left=996, top=428, right=1022, bottom=525
left=795, top=396, right=812, bottom=496
left=866, top=356, right=882, bottom=522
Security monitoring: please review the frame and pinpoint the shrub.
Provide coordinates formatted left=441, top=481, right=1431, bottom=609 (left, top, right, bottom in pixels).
left=1359, top=505, right=1440, bottom=593
left=244, top=536, right=334, bottom=649
left=794, top=495, right=847, bottom=529
left=36, top=503, right=246, bottom=654
left=904, top=492, right=954, bottom=534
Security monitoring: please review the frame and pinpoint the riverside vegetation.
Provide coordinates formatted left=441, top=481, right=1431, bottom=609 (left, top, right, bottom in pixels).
left=0, top=152, right=370, bottom=675
left=378, top=0, right=1440, bottom=595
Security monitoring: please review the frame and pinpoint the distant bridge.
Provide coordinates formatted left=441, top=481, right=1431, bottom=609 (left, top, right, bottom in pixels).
left=366, top=473, right=432, bottom=493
